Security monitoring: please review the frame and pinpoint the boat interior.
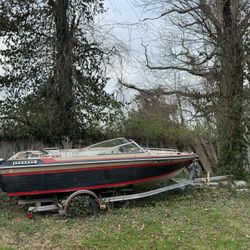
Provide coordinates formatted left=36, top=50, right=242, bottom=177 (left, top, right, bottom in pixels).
left=8, top=138, right=181, bottom=160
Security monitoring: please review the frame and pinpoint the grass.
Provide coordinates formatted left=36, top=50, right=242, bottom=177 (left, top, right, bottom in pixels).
left=0, top=186, right=249, bottom=250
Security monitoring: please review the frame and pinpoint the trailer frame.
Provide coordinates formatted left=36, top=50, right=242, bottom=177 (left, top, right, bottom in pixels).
left=17, top=170, right=231, bottom=218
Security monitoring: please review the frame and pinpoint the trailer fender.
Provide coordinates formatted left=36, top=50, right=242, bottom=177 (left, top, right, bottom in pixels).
left=61, top=190, right=103, bottom=216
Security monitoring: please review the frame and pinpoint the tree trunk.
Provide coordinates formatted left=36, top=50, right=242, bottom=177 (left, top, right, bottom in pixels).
left=216, top=0, right=246, bottom=177
left=53, top=0, right=74, bottom=140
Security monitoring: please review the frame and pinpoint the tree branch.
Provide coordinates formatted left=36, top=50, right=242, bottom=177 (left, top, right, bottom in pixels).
left=199, top=0, right=222, bottom=36
left=141, top=6, right=199, bottom=22
left=142, top=44, right=213, bottom=79
left=118, top=79, right=217, bottom=100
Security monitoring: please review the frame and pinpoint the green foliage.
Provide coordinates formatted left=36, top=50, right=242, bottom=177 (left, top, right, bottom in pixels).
left=0, top=0, right=121, bottom=143
left=123, top=92, right=193, bottom=147
left=217, top=131, right=248, bottom=179
left=125, top=115, right=192, bottom=142
left=215, top=85, right=249, bottom=179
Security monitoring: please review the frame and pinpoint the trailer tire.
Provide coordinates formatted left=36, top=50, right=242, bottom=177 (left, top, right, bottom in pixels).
left=65, top=195, right=100, bottom=218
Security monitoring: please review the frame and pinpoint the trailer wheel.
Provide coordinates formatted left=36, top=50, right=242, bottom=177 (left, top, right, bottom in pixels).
left=65, top=195, right=100, bottom=218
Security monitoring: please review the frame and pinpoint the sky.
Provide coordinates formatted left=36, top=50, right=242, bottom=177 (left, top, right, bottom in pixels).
left=101, top=0, right=151, bottom=93
left=97, top=0, right=168, bottom=100
left=99, top=0, right=201, bottom=101
left=99, top=0, right=203, bottom=124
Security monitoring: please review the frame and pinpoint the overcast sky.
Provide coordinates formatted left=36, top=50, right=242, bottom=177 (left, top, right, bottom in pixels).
left=100, top=0, right=167, bottom=98
left=102, top=0, right=148, bottom=84
left=100, top=0, right=200, bottom=100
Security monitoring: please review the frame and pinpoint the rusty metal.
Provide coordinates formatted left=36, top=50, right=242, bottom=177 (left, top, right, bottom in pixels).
left=61, top=189, right=101, bottom=215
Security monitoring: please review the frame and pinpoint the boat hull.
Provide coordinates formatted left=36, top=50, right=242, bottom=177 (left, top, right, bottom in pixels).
left=0, top=158, right=193, bottom=197
left=135, top=168, right=184, bottom=187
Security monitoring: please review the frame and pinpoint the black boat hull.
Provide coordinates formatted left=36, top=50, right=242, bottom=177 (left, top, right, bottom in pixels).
left=1, top=159, right=192, bottom=197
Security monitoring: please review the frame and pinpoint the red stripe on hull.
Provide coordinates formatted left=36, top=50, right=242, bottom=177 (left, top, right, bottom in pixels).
left=2, top=160, right=190, bottom=177
left=7, top=169, right=181, bottom=197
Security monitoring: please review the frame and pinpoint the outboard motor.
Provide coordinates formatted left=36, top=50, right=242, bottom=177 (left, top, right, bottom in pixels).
left=0, top=158, right=4, bottom=165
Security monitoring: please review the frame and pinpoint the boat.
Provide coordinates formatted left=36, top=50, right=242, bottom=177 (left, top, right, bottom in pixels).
left=0, top=138, right=197, bottom=197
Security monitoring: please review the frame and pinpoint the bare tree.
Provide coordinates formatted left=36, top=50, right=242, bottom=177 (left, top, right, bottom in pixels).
left=121, top=0, right=250, bottom=177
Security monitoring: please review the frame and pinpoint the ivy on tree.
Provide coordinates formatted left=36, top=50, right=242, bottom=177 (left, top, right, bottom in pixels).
left=0, top=0, right=120, bottom=143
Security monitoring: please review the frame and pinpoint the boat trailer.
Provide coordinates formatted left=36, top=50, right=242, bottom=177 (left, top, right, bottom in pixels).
left=17, top=170, right=231, bottom=218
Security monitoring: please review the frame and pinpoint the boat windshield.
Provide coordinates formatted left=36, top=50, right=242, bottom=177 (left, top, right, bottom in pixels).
left=86, top=138, right=146, bottom=154
left=87, top=138, right=130, bottom=148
